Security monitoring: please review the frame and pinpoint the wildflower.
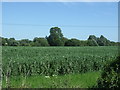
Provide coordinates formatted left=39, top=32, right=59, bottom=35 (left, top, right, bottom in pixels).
left=45, top=76, right=50, bottom=78
left=52, top=75, right=57, bottom=77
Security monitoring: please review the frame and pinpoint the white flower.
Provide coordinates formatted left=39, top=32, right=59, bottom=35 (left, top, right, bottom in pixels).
left=5, top=43, right=8, bottom=45
left=52, top=75, right=57, bottom=77
left=45, top=76, right=50, bottom=78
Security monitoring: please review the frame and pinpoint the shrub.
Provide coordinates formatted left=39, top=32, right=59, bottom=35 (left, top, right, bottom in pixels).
left=97, top=56, right=120, bottom=88
left=65, top=38, right=80, bottom=46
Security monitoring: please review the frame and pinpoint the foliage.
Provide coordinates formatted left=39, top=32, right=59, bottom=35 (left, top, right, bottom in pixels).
left=79, top=40, right=88, bottom=46
left=7, top=38, right=19, bottom=46
left=62, top=37, right=68, bottom=45
left=110, top=41, right=118, bottom=46
left=87, top=39, right=98, bottom=46
left=2, top=37, right=9, bottom=46
left=65, top=38, right=81, bottom=46
left=1, top=27, right=118, bottom=46
left=47, top=27, right=64, bottom=46
left=87, top=35, right=112, bottom=46
left=97, top=56, right=120, bottom=88
left=33, top=37, right=49, bottom=46
left=97, top=35, right=111, bottom=46
left=19, top=39, right=32, bottom=46
left=88, top=35, right=97, bottom=41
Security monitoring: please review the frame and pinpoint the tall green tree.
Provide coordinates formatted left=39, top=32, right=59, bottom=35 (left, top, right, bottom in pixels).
left=1, top=37, right=8, bottom=46
left=87, top=35, right=98, bottom=46
left=47, top=27, right=64, bottom=46
left=88, top=35, right=97, bottom=41
left=97, top=35, right=111, bottom=46
left=7, top=38, right=18, bottom=46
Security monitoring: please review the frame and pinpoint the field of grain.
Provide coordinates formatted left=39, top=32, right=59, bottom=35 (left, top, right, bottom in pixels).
left=2, top=46, right=118, bottom=88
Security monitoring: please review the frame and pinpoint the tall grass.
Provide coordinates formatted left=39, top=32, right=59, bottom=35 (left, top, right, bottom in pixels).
left=2, top=71, right=101, bottom=88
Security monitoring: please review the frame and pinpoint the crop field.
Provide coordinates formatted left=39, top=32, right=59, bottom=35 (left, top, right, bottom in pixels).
left=2, top=46, right=118, bottom=88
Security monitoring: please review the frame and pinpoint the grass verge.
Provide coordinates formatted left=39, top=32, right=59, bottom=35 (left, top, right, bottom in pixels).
left=2, top=71, right=101, bottom=88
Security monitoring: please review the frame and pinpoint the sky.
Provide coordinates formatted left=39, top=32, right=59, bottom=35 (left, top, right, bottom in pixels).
left=1, top=0, right=119, bottom=2
left=2, top=2, right=118, bottom=41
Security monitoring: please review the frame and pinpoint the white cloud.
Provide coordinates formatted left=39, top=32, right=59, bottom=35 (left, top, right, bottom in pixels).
left=1, top=0, right=120, bottom=2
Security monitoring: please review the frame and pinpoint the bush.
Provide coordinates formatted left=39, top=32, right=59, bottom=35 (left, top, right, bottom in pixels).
left=33, top=37, right=49, bottom=46
left=65, top=38, right=80, bottom=46
left=97, top=56, right=120, bottom=88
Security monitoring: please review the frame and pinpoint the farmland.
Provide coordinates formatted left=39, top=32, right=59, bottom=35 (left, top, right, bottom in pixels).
left=2, top=46, right=118, bottom=88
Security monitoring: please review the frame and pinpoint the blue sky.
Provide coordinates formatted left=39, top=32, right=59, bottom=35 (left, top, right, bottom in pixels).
left=2, top=2, right=118, bottom=41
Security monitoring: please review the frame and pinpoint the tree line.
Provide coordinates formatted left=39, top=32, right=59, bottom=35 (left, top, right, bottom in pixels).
left=0, top=27, right=119, bottom=46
